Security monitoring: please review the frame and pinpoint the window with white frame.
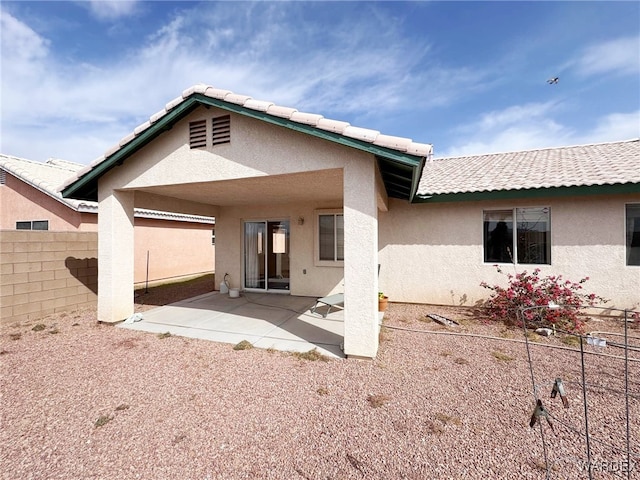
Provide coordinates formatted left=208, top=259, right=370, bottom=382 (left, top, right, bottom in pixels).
left=626, top=203, right=640, bottom=266
left=16, top=220, right=49, bottom=231
left=483, top=207, right=550, bottom=264
left=316, top=210, right=344, bottom=265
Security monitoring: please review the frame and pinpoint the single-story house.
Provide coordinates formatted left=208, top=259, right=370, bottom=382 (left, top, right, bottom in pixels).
left=0, top=154, right=215, bottom=287
left=60, top=84, right=640, bottom=358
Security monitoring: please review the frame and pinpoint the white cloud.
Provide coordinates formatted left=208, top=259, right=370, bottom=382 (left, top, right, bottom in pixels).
left=1, top=121, right=125, bottom=164
left=473, top=102, right=558, bottom=132
left=82, top=1, right=140, bottom=21
left=573, top=35, right=640, bottom=77
left=440, top=103, right=638, bottom=157
left=438, top=34, right=640, bottom=157
left=578, top=111, right=640, bottom=143
left=443, top=123, right=570, bottom=158
left=4, top=3, right=631, bottom=164
left=0, top=8, right=49, bottom=60
left=3, top=3, right=481, bottom=163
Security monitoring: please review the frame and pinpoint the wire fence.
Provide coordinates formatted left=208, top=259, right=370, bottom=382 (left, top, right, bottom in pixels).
left=519, top=305, right=640, bottom=479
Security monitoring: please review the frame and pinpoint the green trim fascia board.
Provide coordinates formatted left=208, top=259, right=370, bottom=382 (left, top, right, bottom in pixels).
left=413, top=182, right=640, bottom=203
left=62, top=98, right=201, bottom=201
left=409, top=157, right=427, bottom=202
left=192, top=94, right=424, bottom=166
left=62, top=93, right=425, bottom=202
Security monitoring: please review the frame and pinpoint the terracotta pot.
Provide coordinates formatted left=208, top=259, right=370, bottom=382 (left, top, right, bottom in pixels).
left=378, top=296, right=389, bottom=312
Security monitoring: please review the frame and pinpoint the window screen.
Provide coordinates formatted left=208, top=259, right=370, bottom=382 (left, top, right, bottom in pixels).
left=483, top=207, right=550, bottom=265
left=626, top=204, right=640, bottom=266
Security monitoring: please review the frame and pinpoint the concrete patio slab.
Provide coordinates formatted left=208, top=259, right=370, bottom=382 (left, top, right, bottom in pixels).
left=119, top=292, right=345, bottom=358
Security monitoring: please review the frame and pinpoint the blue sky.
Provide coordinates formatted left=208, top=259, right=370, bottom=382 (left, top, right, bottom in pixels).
left=1, top=1, right=639, bottom=164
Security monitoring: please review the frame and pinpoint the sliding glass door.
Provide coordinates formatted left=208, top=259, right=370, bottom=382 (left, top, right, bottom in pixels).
left=244, top=220, right=290, bottom=291
left=244, top=221, right=266, bottom=289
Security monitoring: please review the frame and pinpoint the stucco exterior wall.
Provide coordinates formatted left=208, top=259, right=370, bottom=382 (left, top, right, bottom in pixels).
left=133, top=217, right=214, bottom=286
left=215, top=202, right=345, bottom=297
left=379, top=194, right=640, bottom=311
left=0, top=173, right=97, bottom=231
left=94, top=106, right=384, bottom=357
left=105, top=107, right=369, bottom=192
left=99, top=105, right=378, bottom=301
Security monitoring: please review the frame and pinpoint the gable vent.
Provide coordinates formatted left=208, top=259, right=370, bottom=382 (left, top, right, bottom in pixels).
left=0, top=169, right=6, bottom=185
left=212, top=115, right=231, bottom=146
left=189, top=120, right=207, bottom=149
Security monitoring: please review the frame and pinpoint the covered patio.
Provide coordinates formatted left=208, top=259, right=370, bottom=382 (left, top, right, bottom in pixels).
left=119, top=291, right=346, bottom=358
left=60, top=85, right=431, bottom=358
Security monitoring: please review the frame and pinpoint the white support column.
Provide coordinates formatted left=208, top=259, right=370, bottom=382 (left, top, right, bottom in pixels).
left=343, top=160, right=379, bottom=358
left=98, top=188, right=135, bottom=323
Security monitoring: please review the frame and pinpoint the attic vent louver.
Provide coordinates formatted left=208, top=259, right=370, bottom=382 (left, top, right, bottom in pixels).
left=0, top=169, right=6, bottom=185
left=189, top=120, right=207, bottom=149
left=212, top=115, right=231, bottom=146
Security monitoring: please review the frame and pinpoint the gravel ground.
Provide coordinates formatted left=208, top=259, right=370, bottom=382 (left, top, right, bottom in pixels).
left=1, top=279, right=638, bottom=480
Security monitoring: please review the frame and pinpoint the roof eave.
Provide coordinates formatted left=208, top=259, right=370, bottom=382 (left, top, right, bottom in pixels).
left=62, top=93, right=426, bottom=203
left=412, top=182, right=640, bottom=203
left=198, top=94, right=425, bottom=165
left=62, top=98, right=202, bottom=201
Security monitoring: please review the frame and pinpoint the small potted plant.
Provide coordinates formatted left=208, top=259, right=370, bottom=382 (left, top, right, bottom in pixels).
left=378, top=292, right=389, bottom=312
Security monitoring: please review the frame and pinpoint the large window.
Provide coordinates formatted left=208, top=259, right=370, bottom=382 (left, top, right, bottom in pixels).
left=16, top=220, right=48, bottom=231
left=484, top=207, right=550, bottom=264
left=626, top=204, right=640, bottom=266
left=317, top=211, right=344, bottom=264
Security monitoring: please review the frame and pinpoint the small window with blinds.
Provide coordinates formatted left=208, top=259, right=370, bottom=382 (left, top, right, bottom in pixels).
left=189, top=119, right=207, bottom=149
left=212, top=115, right=231, bottom=146
left=0, top=169, right=6, bottom=185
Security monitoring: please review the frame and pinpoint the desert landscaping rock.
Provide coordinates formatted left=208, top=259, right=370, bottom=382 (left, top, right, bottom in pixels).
left=1, top=295, right=638, bottom=479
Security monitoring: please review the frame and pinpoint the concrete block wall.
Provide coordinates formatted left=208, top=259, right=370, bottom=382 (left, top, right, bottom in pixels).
left=0, top=230, right=98, bottom=325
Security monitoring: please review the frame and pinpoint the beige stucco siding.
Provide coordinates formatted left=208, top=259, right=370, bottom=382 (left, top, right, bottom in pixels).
left=379, top=194, right=640, bottom=311
left=94, top=105, right=385, bottom=357
left=97, top=104, right=381, bottom=301
left=107, top=107, right=367, bottom=192
left=215, top=202, right=344, bottom=297
left=0, top=173, right=97, bottom=231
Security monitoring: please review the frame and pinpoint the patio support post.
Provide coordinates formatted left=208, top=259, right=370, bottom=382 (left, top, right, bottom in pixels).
left=98, top=188, right=135, bottom=323
left=343, top=161, right=379, bottom=358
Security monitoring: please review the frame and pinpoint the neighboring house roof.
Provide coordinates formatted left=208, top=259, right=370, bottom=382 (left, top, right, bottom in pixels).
left=0, top=154, right=216, bottom=224
left=416, top=139, right=640, bottom=202
left=0, top=154, right=95, bottom=212
left=61, top=84, right=433, bottom=202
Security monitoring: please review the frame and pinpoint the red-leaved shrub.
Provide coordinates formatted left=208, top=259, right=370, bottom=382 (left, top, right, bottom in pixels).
left=480, top=266, right=607, bottom=333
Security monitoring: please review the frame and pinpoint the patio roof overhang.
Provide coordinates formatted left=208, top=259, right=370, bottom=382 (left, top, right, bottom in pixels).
left=61, top=93, right=427, bottom=204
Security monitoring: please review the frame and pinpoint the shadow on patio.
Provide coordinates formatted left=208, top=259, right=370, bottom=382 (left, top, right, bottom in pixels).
left=120, top=291, right=345, bottom=358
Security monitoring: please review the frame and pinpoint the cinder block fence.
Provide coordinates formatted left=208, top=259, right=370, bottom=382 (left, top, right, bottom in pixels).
left=0, top=231, right=98, bottom=325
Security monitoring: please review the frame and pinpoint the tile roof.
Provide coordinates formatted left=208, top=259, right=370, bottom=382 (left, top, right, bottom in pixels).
left=185, top=85, right=430, bottom=155
left=0, top=154, right=215, bottom=224
left=417, top=139, right=640, bottom=196
left=60, top=84, right=434, bottom=197
left=0, top=154, right=94, bottom=212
